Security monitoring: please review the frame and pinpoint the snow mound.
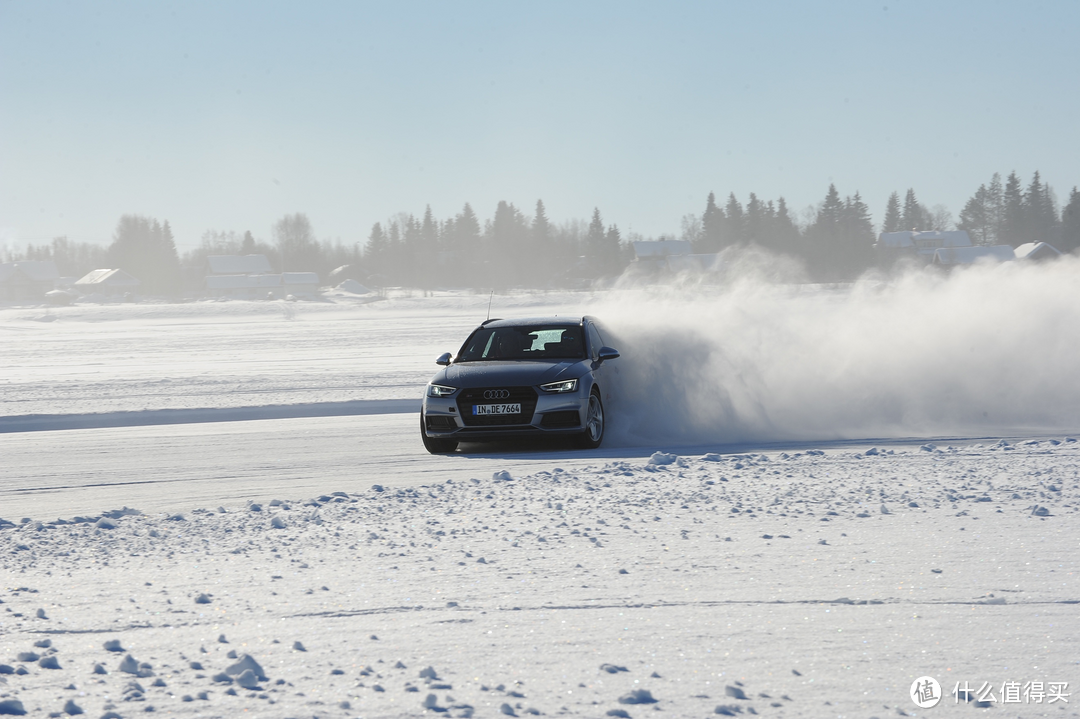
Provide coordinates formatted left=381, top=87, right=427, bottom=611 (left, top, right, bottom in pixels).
left=225, top=654, right=267, bottom=681
left=647, top=452, right=678, bottom=466
left=335, top=279, right=372, bottom=294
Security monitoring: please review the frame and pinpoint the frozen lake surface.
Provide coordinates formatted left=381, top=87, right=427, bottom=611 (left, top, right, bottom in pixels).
left=2, top=279, right=1079, bottom=717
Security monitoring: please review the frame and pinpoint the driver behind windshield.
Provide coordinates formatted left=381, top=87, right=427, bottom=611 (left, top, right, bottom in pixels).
left=458, top=326, right=584, bottom=361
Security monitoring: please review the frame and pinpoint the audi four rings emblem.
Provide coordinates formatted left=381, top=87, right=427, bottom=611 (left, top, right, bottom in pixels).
left=484, top=389, right=511, bottom=399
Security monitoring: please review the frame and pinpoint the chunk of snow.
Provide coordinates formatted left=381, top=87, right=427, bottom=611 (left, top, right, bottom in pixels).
left=225, top=654, right=267, bottom=681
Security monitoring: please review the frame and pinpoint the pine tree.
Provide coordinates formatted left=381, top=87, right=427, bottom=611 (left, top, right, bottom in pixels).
left=986, top=173, right=1004, bottom=244
left=455, top=203, right=481, bottom=252
left=364, top=222, right=388, bottom=278
left=402, top=214, right=421, bottom=251
left=758, top=199, right=778, bottom=252
left=421, top=206, right=438, bottom=251
left=773, top=197, right=799, bottom=255
left=725, top=193, right=745, bottom=245
left=532, top=200, right=550, bottom=245
left=107, top=214, right=182, bottom=295
left=526, top=200, right=553, bottom=283
left=818, top=184, right=845, bottom=229
left=745, top=193, right=765, bottom=244
left=958, top=185, right=991, bottom=245
left=586, top=208, right=606, bottom=275
left=844, top=192, right=874, bottom=241
left=605, top=224, right=623, bottom=275
left=999, top=171, right=1025, bottom=246
left=1024, top=171, right=1060, bottom=244
left=385, top=220, right=404, bottom=282
left=410, top=205, right=439, bottom=287
left=837, top=191, right=874, bottom=278
left=882, top=192, right=902, bottom=233
left=698, top=192, right=725, bottom=252
left=487, top=201, right=528, bottom=283
left=240, top=231, right=256, bottom=254
left=804, top=184, right=848, bottom=279
left=900, top=189, right=924, bottom=231
left=1061, top=187, right=1080, bottom=254
left=160, top=221, right=182, bottom=294
left=582, top=209, right=621, bottom=277
left=439, top=217, right=456, bottom=251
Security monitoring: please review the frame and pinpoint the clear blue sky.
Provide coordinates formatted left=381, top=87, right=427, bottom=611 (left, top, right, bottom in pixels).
left=2, top=0, right=1077, bottom=252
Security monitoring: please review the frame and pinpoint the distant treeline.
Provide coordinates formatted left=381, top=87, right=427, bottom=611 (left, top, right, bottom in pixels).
left=4, top=172, right=1078, bottom=295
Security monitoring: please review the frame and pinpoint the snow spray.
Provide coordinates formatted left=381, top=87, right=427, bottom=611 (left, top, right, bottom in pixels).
left=594, top=250, right=1080, bottom=445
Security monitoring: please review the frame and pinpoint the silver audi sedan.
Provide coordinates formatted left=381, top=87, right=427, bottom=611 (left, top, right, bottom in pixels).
left=420, top=316, right=620, bottom=453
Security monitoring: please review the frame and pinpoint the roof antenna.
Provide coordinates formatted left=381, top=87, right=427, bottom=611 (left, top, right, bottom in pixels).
left=486, top=289, right=494, bottom=321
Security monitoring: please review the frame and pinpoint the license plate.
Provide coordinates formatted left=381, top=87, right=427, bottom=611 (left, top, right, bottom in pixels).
left=474, top=403, right=522, bottom=415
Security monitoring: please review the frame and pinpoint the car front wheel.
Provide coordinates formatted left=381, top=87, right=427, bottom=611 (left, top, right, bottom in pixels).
left=420, top=413, right=458, bottom=454
left=575, top=390, right=604, bottom=449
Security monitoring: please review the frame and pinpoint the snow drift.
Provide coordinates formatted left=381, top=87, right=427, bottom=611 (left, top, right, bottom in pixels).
left=599, top=253, right=1080, bottom=444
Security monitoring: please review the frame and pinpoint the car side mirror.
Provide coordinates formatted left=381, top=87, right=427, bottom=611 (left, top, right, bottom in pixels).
left=597, top=347, right=620, bottom=362
left=436, top=352, right=452, bottom=366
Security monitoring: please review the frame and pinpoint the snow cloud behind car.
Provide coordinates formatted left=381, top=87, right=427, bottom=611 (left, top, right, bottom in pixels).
left=598, top=254, right=1080, bottom=445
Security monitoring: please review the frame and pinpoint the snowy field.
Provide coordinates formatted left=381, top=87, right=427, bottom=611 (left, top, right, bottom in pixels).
left=2, top=261, right=1080, bottom=718
left=2, top=441, right=1078, bottom=718
left=0, top=290, right=590, bottom=418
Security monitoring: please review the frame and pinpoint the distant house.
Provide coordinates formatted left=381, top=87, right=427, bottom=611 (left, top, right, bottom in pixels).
left=206, top=254, right=274, bottom=275
left=203, top=254, right=319, bottom=299
left=630, top=240, right=720, bottom=276
left=205, top=273, right=282, bottom=299
left=1014, top=242, right=1062, bottom=261
left=73, top=269, right=142, bottom=296
left=877, top=230, right=975, bottom=261
left=632, top=240, right=694, bottom=259
left=0, top=260, right=60, bottom=301
left=283, top=272, right=320, bottom=298
left=931, top=245, right=1016, bottom=266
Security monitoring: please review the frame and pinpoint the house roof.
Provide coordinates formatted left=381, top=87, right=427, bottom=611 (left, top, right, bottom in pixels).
left=206, top=274, right=282, bottom=289
left=878, top=230, right=972, bottom=249
left=1014, top=242, right=1062, bottom=260
left=915, top=230, right=972, bottom=247
left=0, top=260, right=60, bottom=283
left=207, top=254, right=274, bottom=274
left=74, top=269, right=141, bottom=287
left=877, top=231, right=916, bottom=248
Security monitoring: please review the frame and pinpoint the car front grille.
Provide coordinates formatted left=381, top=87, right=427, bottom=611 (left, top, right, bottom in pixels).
left=456, top=386, right=538, bottom=426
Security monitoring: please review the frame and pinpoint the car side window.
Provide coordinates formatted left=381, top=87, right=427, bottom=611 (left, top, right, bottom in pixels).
left=587, top=325, right=603, bottom=361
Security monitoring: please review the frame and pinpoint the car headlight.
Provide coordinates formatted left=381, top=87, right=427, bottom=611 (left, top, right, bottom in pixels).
left=540, top=378, right=578, bottom=393
left=427, top=384, right=458, bottom=398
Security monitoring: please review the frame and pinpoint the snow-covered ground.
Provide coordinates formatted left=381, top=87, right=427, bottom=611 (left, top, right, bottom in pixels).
left=2, top=264, right=1080, bottom=717
left=2, top=441, right=1078, bottom=718
left=0, top=290, right=592, bottom=417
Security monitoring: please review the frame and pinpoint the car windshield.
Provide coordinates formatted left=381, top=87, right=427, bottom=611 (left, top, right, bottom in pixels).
left=457, top=325, right=585, bottom=362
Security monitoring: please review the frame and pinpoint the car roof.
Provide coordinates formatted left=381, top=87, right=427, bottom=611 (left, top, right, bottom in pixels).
left=480, top=316, right=584, bottom=329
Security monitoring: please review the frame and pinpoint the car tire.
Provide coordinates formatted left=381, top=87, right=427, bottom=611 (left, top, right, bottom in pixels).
left=420, top=413, right=458, bottom=454
left=574, top=389, right=604, bottom=449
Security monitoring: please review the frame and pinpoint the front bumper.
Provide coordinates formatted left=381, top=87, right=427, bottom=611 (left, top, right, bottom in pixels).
left=421, top=386, right=586, bottom=440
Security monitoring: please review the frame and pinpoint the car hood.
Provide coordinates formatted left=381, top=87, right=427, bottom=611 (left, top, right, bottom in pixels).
left=433, top=360, right=584, bottom=388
